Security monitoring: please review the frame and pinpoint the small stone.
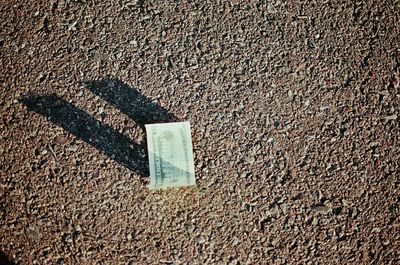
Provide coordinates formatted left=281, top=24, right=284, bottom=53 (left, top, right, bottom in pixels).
left=392, top=75, right=399, bottom=89
left=66, top=144, right=79, bottom=152
left=385, top=114, right=397, bottom=121
left=267, top=4, right=277, bottom=13
left=267, top=204, right=280, bottom=217
left=280, top=203, right=288, bottom=214
left=193, top=83, right=202, bottom=89
left=75, top=225, right=82, bottom=232
left=342, top=199, right=351, bottom=206
left=68, top=21, right=78, bottom=31
left=186, top=223, right=195, bottom=233
left=196, top=235, right=206, bottom=244
left=232, top=238, right=241, bottom=246
left=26, top=225, right=40, bottom=240
left=313, top=205, right=331, bottom=215
left=271, top=238, right=279, bottom=246
left=352, top=207, right=360, bottom=218
left=127, top=233, right=133, bottom=240
left=244, top=156, right=255, bottom=165
left=240, top=172, right=250, bottom=178
left=378, top=90, right=390, bottom=96
left=372, top=227, right=381, bottom=233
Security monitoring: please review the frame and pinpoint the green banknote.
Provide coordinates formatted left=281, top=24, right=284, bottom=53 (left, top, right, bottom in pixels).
left=145, top=122, right=196, bottom=189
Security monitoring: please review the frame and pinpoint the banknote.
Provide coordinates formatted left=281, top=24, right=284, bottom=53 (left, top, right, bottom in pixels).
left=145, top=122, right=196, bottom=189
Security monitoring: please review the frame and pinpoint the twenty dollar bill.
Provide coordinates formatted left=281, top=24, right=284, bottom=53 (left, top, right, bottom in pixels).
left=145, top=122, right=196, bottom=189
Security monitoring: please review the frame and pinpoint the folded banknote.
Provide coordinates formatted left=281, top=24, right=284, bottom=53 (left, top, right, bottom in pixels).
left=145, top=122, right=196, bottom=189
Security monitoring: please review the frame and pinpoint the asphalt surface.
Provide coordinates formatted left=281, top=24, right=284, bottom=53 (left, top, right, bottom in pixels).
left=1, top=0, right=399, bottom=264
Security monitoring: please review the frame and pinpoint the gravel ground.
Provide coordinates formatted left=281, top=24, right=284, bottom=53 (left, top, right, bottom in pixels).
left=1, top=0, right=400, bottom=264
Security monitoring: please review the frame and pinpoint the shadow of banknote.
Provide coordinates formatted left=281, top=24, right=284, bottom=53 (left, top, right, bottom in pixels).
left=22, top=94, right=149, bottom=176
left=81, top=79, right=178, bottom=129
left=22, top=79, right=180, bottom=178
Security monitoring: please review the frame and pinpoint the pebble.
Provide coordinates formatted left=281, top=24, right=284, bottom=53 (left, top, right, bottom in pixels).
left=75, top=224, right=82, bottom=232
left=313, top=205, right=331, bottom=215
left=196, top=235, right=206, bottom=244
left=244, top=155, right=255, bottom=165
left=385, top=114, right=397, bottom=121
left=271, top=238, right=279, bottom=246
left=371, top=227, right=381, bottom=233
left=267, top=4, right=277, bottom=13
left=66, top=144, right=79, bottom=152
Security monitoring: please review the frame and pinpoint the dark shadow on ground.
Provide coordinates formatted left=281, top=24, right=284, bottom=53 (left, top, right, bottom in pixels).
left=81, top=79, right=178, bottom=129
left=0, top=250, right=15, bottom=265
left=21, top=79, right=179, bottom=177
left=22, top=95, right=149, bottom=176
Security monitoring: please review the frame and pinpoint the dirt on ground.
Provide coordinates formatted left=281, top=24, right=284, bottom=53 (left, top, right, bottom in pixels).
left=1, top=0, right=400, bottom=264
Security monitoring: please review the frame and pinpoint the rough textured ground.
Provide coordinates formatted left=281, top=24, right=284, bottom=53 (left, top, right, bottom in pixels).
left=1, top=0, right=400, bottom=264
